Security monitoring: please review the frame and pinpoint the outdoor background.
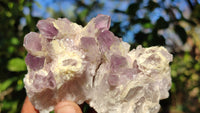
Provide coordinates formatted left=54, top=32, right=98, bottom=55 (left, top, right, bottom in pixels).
left=0, top=0, right=200, bottom=113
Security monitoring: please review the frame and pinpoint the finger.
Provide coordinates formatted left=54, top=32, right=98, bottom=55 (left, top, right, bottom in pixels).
left=21, top=96, right=39, bottom=113
left=55, top=101, right=82, bottom=113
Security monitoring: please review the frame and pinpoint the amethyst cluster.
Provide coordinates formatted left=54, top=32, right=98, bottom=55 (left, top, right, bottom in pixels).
left=23, top=14, right=173, bottom=113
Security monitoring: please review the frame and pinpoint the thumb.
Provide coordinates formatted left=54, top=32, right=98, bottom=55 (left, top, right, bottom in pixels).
left=55, top=101, right=82, bottom=113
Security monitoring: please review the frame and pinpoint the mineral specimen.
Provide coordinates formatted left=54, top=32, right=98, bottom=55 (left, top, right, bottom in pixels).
left=23, top=14, right=173, bottom=113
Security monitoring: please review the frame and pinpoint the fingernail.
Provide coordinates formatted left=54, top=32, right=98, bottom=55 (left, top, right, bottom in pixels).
left=56, top=105, right=76, bottom=113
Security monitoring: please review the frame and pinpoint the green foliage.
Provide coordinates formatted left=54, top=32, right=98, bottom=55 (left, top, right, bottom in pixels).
left=174, top=25, right=187, bottom=43
left=155, top=17, right=169, bottom=29
left=192, top=4, right=200, bottom=21
left=0, top=0, right=39, bottom=112
left=0, top=77, right=16, bottom=93
left=7, top=58, right=26, bottom=72
left=146, top=1, right=159, bottom=11
left=82, top=103, right=89, bottom=113
left=2, top=100, right=18, bottom=113
left=10, top=37, right=20, bottom=45
left=126, top=2, right=140, bottom=16
left=79, top=9, right=89, bottom=22
left=170, top=52, right=200, bottom=112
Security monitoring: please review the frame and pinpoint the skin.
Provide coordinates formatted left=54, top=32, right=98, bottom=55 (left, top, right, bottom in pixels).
left=21, top=96, right=82, bottom=113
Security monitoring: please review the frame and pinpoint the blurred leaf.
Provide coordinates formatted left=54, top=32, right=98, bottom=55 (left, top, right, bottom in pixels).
left=142, top=41, right=148, bottom=47
left=174, top=25, right=187, bottom=44
left=18, top=4, right=24, bottom=11
left=0, top=77, right=16, bottom=92
left=25, top=1, right=32, bottom=7
left=10, top=37, right=19, bottom=45
left=177, top=105, right=183, bottom=111
left=143, top=23, right=153, bottom=28
left=15, top=79, right=24, bottom=91
left=191, top=74, right=199, bottom=81
left=171, top=82, right=176, bottom=93
left=8, top=2, right=14, bottom=9
left=194, top=63, right=200, bottom=71
left=155, top=17, right=169, bottom=29
left=151, top=35, right=166, bottom=46
left=7, top=58, right=26, bottom=72
left=83, top=102, right=89, bottom=113
left=8, top=46, right=15, bottom=54
left=19, top=0, right=25, bottom=4
left=126, top=3, right=140, bottom=16
left=135, top=32, right=148, bottom=45
left=9, top=19, right=15, bottom=26
left=79, top=9, right=88, bottom=21
left=192, top=5, right=200, bottom=21
left=110, top=22, right=123, bottom=37
left=184, top=19, right=196, bottom=26
left=34, top=1, right=42, bottom=8
left=135, top=18, right=151, bottom=24
left=5, top=11, right=12, bottom=17
left=180, top=75, right=186, bottom=82
left=171, top=69, right=177, bottom=77
left=47, top=7, right=55, bottom=17
left=113, top=9, right=126, bottom=14
left=146, top=1, right=159, bottom=11
left=2, top=100, right=18, bottom=113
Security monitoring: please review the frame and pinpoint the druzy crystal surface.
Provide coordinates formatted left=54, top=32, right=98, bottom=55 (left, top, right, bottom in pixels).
left=23, top=14, right=173, bottom=113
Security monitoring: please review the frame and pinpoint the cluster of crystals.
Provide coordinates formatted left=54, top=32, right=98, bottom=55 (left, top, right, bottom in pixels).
left=23, top=14, right=173, bottom=113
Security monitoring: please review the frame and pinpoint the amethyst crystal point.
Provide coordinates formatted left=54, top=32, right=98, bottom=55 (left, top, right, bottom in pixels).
left=36, top=18, right=58, bottom=39
left=95, top=14, right=111, bottom=30
left=23, top=32, right=42, bottom=56
left=23, top=15, right=173, bottom=113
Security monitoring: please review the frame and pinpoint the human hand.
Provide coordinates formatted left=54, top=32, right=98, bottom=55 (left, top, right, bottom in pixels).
left=21, top=96, right=82, bottom=113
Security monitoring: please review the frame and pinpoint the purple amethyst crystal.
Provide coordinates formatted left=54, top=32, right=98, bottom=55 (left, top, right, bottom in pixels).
left=23, top=32, right=42, bottom=54
left=25, top=53, right=45, bottom=71
left=36, top=18, right=58, bottom=39
left=23, top=14, right=173, bottom=113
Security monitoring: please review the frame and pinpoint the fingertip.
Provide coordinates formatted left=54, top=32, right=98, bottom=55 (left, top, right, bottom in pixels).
left=21, top=96, right=39, bottom=113
left=55, top=101, right=82, bottom=113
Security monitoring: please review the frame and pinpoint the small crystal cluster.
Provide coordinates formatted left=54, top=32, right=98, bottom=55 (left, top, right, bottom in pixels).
left=23, top=14, right=173, bottom=113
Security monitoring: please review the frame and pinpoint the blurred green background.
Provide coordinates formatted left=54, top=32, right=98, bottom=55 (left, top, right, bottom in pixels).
left=0, top=0, right=200, bottom=113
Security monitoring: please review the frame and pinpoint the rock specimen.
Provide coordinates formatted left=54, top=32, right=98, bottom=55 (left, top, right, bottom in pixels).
left=23, top=14, right=173, bottom=113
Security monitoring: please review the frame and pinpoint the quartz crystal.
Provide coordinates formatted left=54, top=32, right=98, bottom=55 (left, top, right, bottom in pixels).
left=23, top=14, right=173, bottom=113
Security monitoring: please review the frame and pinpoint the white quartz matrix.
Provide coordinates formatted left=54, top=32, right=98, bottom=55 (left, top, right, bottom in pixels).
left=23, top=14, right=173, bottom=113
